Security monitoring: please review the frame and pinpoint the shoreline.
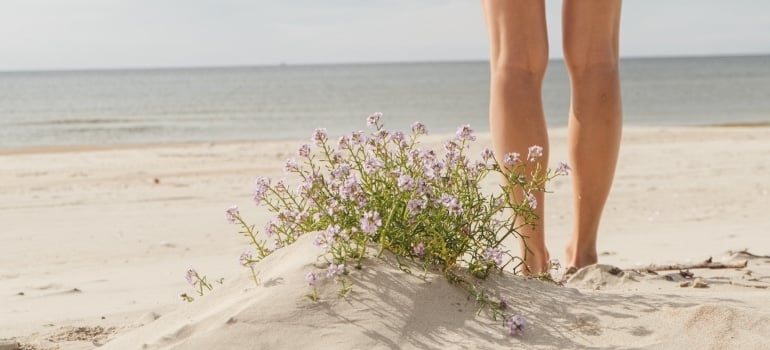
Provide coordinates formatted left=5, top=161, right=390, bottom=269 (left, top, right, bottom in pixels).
left=2, top=123, right=769, bottom=156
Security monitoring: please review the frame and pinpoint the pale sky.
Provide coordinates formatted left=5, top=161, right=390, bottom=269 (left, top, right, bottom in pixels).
left=1, top=0, right=769, bottom=71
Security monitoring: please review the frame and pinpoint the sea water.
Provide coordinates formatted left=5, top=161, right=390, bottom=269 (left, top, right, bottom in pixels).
left=1, top=55, right=768, bottom=148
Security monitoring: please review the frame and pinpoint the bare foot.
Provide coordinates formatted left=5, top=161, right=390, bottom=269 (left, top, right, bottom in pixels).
left=564, top=243, right=598, bottom=271
left=518, top=248, right=551, bottom=276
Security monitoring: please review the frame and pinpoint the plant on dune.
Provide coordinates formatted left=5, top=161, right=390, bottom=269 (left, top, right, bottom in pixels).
left=204, top=113, right=567, bottom=336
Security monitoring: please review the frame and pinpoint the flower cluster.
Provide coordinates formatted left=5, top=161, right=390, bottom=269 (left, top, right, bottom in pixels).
left=218, top=113, right=566, bottom=337
left=184, top=268, right=212, bottom=296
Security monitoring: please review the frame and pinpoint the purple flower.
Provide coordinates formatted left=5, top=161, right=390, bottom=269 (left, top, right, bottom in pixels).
left=407, top=199, right=426, bottom=216
left=312, top=128, right=328, bottom=146
left=360, top=211, right=382, bottom=234
left=284, top=158, right=299, bottom=173
left=525, top=192, right=537, bottom=209
left=326, top=198, right=340, bottom=216
left=225, top=205, right=239, bottom=224
left=305, top=272, right=318, bottom=286
left=253, top=177, right=270, bottom=205
left=340, top=175, right=363, bottom=200
left=350, top=131, right=364, bottom=145
left=389, top=131, right=405, bottom=145
left=411, top=121, right=427, bottom=135
left=239, top=251, right=254, bottom=267
left=375, top=129, right=389, bottom=142
left=337, top=135, right=350, bottom=150
left=264, top=220, right=279, bottom=237
left=480, top=148, right=495, bottom=163
left=297, top=175, right=319, bottom=200
left=554, top=161, right=571, bottom=176
left=314, top=225, right=342, bottom=251
left=455, top=124, right=476, bottom=141
left=505, top=315, right=527, bottom=336
left=414, top=180, right=431, bottom=196
left=274, top=179, right=287, bottom=192
left=413, top=242, right=426, bottom=258
left=440, top=194, right=463, bottom=216
left=364, top=157, right=384, bottom=175
left=418, top=149, right=436, bottom=163
left=330, top=151, right=344, bottom=164
left=397, top=174, right=415, bottom=191
left=483, top=247, right=504, bottom=266
left=367, top=112, right=382, bottom=127
left=550, top=259, right=562, bottom=272
left=503, top=152, right=520, bottom=167
left=297, top=144, right=311, bottom=157
left=471, top=160, right=487, bottom=174
left=184, top=268, right=198, bottom=286
left=326, top=263, right=345, bottom=278
left=331, top=164, right=351, bottom=180
left=499, top=295, right=511, bottom=310
left=527, top=145, right=543, bottom=162
left=424, top=161, right=444, bottom=180
left=444, top=139, right=459, bottom=153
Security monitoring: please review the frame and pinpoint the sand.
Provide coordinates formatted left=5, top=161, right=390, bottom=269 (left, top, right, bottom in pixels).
left=1, top=126, right=769, bottom=349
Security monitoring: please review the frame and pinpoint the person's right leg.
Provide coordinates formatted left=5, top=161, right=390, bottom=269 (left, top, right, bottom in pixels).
left=562, top=0, right=623, bottom=269
left=480, top=0, right=550, bottom=274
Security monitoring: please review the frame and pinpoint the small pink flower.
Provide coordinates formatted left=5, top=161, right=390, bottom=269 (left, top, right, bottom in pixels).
left=326, top=263, right=345, bottom=278
left=480, top=148, right=495, bottom=163
left=367, top=112, right=382, bottom=127
left=184, top=268, right=198, bottom=286
left=506, top=315, right=527, bottom=336
left=239, top=251, right=254, bottom=267
left=503, top=152, right=520, bottom=166
left=397, top=174, right=415, bottom=191
left=483, top=247, right=504, bottom=266
left=411, top=121, right=427, bottom=135
left=284, top=158, right=299, bottom=173
left=527, top=145, right=543, bottom=162
left=312, top=128, right=328, bottom=145
left=360, top=211, right=382, bottom=234
left=297, top=144, right=311, bottom=157
left=412, top=242, right=426, bottom=258
left=554, top=162, right=571, bottom=176
left=455, top=124, right=475, bottom=141
left=305, top=272, right=318, bottom=286
left=225, top=205, right=239, bottom=224
left=525, top=192, right=537, bottom=209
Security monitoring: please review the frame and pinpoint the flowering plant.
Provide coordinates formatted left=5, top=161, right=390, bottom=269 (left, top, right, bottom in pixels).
left=199, top=113, right=567, bottom=336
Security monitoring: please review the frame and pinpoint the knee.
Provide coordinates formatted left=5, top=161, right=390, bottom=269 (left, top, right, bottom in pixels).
left=490, top=57, right=547, bottom=86
left=563, top=53, right=619, bottom=82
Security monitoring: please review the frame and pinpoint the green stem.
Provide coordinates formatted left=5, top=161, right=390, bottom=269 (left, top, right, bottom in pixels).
left=237, top=215, right=268, bottom=257
left=376, top=204, right=399, bottom=257
left=249, top=266, right=260, bottom=286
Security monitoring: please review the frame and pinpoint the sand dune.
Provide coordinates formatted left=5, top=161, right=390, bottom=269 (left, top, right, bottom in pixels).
left=102, top=234, right=770, bottom=349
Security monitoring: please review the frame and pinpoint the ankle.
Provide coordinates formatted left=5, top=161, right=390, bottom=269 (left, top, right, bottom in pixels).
left=564, top=245, right=598, bottom=269
left=518, top=247, right=550, bottom=275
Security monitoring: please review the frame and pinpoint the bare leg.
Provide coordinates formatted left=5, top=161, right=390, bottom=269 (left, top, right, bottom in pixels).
left=480, top=0, right=550, bottom=274
left=562, top=0, right=623, bottom=269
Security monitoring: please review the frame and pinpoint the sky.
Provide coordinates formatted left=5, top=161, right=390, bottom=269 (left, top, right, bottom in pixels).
left=1, top=0, right=769, bottom=71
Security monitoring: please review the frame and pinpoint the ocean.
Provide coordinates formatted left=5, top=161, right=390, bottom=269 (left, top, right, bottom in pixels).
left=1, top=55, right=768, bottom=148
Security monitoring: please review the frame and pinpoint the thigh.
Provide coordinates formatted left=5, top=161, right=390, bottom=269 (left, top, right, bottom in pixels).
left=481, top=0, right=549, bottom=72
left=562, top=0, right=622, bottom=68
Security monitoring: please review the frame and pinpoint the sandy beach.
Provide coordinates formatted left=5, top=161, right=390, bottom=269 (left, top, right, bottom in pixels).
left=2, top=126, right=769, bottom=349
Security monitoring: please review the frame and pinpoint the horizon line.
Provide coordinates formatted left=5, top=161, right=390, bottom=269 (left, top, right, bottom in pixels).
left=2, top=52, right=769, bottom=74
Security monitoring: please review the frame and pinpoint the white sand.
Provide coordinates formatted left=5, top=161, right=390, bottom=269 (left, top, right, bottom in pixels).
left=1, top=126, right=769, bottom=349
